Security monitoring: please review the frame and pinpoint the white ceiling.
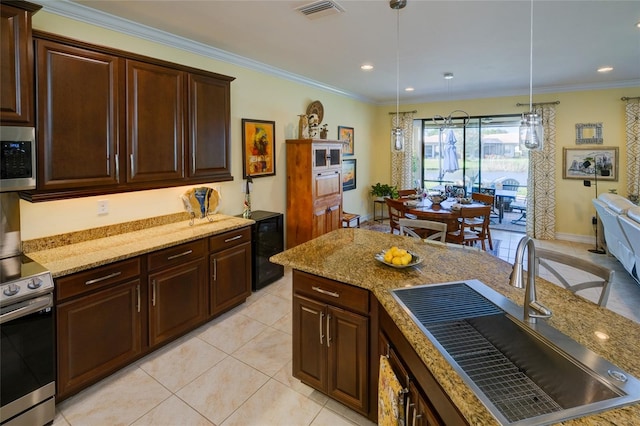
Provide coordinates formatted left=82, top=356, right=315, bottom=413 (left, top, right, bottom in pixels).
left=37, top=0, right=640, bottom=105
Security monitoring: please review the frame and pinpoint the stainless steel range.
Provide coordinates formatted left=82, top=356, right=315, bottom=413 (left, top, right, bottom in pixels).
left=1, top=192, right=55, bottom=426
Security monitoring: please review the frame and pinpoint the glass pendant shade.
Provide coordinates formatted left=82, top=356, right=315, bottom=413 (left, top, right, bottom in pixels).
left=391, top=126, right=404, bottom=151
left=519, top=112, right=543, bottom=151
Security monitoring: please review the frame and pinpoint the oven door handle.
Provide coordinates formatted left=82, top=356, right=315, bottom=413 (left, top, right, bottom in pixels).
left=0, top=294, right=53, bottom=325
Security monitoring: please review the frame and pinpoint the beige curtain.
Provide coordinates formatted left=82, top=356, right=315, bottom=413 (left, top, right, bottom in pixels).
left=625, top=99, right=640, bottom=203
left=526, top=104, right=556, bottom=239
left=391, top=112, right=415, bottom=190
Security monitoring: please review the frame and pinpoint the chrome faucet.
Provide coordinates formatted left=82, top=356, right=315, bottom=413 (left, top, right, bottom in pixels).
left=509, top=236, right=552, bottom=323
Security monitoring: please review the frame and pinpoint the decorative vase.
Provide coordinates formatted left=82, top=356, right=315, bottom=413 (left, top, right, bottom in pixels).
left=320, top=127, right=328, bottom=139
left=298, top=114, right=309, bottom=139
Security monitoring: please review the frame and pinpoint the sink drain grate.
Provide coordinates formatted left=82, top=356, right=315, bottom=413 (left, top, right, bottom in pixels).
left=428, top=320, right=563, bottom=422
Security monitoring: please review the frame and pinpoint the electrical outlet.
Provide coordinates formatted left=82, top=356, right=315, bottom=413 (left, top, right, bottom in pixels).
left=97, top=200, right=109, bottom=215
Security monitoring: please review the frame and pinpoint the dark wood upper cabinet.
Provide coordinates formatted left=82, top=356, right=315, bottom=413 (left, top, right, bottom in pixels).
left=126, top=60, right=184, bottom=184
left=0, top=1, right=40, bottom=125
left=36, top=39, right=123, bottom=190
left=188, top=73, right=231, bottom=180
left=22, top=31, right=235, bottom=202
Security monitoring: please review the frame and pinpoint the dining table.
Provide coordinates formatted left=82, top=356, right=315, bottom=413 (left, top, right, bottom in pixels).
left=401, top=196, right=488, bottom=236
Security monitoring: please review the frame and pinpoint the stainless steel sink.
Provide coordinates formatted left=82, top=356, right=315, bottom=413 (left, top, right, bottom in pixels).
left=390, top=280, right=640, bottom=425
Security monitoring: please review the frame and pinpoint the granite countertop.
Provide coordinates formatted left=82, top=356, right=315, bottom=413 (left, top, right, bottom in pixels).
left=25, top=214, right=254, bottom=278
left=270, top=228, right=640, bottom=425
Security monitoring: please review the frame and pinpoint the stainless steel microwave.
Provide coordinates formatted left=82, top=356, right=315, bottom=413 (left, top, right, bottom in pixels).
left=0, top=126, right=36, bottom=192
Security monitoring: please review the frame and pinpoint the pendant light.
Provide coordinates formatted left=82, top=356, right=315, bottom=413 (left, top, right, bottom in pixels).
left=390, top=0, right=407, bottom=152
left=519, top=0, right=543, bottom=151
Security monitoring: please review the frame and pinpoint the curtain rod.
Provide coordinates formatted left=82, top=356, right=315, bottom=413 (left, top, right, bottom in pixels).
left=621, top=96, right=640, bottom=101
left=515, top=101, right=560, bottom=107
left=388, top=110, right=417, bottom=115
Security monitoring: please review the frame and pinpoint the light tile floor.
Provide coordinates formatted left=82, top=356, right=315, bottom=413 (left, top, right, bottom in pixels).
left=53, top=230, right=640, bottom=425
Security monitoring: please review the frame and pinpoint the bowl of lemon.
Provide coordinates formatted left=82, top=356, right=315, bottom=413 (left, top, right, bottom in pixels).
left=375, top=246, right=422, bottom=269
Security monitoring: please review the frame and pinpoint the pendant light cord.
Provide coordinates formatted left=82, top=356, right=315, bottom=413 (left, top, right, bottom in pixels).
left=528, top=0, right=534, bottom=113
left=396, top=7, right=400, bottom=124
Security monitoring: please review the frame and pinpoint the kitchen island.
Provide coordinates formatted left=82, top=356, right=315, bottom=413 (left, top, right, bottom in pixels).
left=270, top=228, right=640, bottom=425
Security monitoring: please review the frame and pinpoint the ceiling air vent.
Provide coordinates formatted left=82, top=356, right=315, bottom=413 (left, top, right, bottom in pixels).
left=296, top=1, right=345, bottom=19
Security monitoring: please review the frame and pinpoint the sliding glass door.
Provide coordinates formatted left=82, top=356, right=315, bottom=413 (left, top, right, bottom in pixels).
left=419, top=114, right=528, bottom=198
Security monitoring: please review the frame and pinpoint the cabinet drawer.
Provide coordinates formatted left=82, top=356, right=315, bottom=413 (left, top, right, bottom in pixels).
left=314, top=171, right=341, bottom=198
left=147, top=239, right=206, bottom=272
left=293, top=270, right=369, bottom=315
left=56, top=258, right=141, bottom=301
left=209, top=227, right=251, bottom=252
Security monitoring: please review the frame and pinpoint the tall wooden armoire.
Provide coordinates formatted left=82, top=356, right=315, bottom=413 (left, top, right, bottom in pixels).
left=286, top=139, right=344, bottom=248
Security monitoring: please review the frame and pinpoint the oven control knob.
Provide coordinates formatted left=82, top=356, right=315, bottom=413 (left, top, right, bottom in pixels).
left=27, top=277, right=43, bottom=290
left=3, top=283, right=20, bottom=296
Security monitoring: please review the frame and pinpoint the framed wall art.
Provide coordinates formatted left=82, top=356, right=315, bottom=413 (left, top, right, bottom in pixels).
left=562, top=147, right=618, bottom=181
left=342, top=159, right=356, bottom=191
left=338, top=126, right=354, bottom=155
left=575, top=123, right=603, bottom=144
left=242, top=119, right=276, bottom=178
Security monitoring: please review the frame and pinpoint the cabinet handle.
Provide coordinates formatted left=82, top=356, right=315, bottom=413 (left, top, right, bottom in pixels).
left=85, top=271, right=121, bottom=286
left=326, top=313, right=331, bottom=347
left=115, top=153, right=120, bottom=178
left=130, top=154, right=134, bottom=176
left=319, top=311, right=324, bottom=345
left=192, top=152, right=196, bottom=173
left=212, top=259, right=217, bottom=281
left=413, top=409, right=422, bottom=426
left=224, top=235, right=242, bottom=243
left=167, top=249, right=192, bottom=260
left=406, top=395, right=412, bottom=426
left=152, top=279, right=156, bottom=307
left=312, top=286, right=339, bottom=298
left=136, top=284, right=140, bottom=313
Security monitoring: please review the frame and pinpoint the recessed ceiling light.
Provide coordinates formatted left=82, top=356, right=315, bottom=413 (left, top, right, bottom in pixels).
left=597, top=66, right=614, bottom=73
left=405, top=87, right=414, bottom=92
left=360, top=64, right=373, bottom=71
left=444, top=72, right=454, bottom=80
left=636, top=20, right=640, bottom=29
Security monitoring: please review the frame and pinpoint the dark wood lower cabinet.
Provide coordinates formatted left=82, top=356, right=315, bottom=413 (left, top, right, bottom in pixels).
left=292, top=270, right=370, bottom=416
left=55, top=229, right=251, bottom=401
left=56, top=279, right=143, bottom=399
left=379, top=306, right=468, bottom=426
left=148, top=258, right=207, bottom=347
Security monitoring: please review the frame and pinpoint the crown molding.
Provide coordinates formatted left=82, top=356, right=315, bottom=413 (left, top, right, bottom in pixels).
left=33, top=0, right=372, bottom=103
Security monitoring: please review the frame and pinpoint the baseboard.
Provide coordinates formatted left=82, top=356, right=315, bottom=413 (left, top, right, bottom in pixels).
left=554, top=232, right=595, bottom=245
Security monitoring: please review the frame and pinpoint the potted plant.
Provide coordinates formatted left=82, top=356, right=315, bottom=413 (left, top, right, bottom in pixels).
left=370, top=183, right=399, bottom=200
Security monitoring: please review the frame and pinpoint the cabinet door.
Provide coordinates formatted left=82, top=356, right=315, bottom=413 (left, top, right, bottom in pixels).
left=408, top=381, right=443, bottom=426
left=148, top=258, right=207, bottom=346
left=327, top=305, right=369, bottom=413
left=126, top=59, right=184, bottom=183
left=56, top=279, right=142, bottom=399
left=187, top=73, right=231, bottom=180
left=0, top=4, right=33, bottom=124
left=210, top=241, right=251, bottom=316
left=292, top=294, right=327, bottom=391
left=36, top=39, right=122, bottom=190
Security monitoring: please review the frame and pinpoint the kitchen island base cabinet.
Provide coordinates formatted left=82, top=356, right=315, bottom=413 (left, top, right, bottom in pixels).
left=56, top=277, right=143, bottom=400
left=292, top=270, right=370, bottom=416
left=379, top=307, right=468, bottom=426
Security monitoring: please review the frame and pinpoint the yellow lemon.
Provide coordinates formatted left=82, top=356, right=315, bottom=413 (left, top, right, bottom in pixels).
left=396, top=249, right=407, bottom=257
left=391, top=256, right=403, bottom=265
left=384, top=252, right=393, bottom=263
left=401, top=253, right=412, bottom=265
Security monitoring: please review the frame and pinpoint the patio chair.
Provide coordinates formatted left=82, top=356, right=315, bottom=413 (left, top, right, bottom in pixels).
left=510, top=196, right=527, bottom=225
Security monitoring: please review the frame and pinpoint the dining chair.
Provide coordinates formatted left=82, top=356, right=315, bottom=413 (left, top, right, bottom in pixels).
left=535, top=248, right=614, bottom=307
left=385, top=197, right=411, bottom=234
left=469, top=192, right=495, bottom=248
left=398, top=218, right=447, bottom=243
left=398, top=189, right=417, bottom=197
left=446, top=205, right=492, bottom=250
